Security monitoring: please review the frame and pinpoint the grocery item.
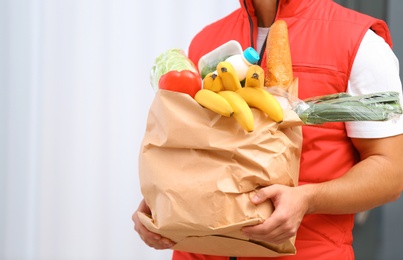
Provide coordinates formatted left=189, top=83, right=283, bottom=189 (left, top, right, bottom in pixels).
left=218, top=90, right=255, bottom=132
left=150, top=48, right=199, bottom=92
left=265, top=20, right=294, bottom=89
left=244, top=64, right=265, bottom=88
left=198, top=40, right=243, bottom=79
left=237, top=86, right=284, bottom=123
left=198, top=40, right=259, bottom=81
left=194, top=89, right=234, bottom=117
left=202, top=72, right=224, bottom=92
left=158, top=70, right=202, bottom=98
left=216, top=61, right=243, bottom=91
left=224, top=47, right=260, bottom=81
left=294, top=91, right=403, bottom=124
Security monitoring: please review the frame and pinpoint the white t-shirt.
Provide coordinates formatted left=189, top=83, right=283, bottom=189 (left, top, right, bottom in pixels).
left=257, top=27, right=403, bottom=138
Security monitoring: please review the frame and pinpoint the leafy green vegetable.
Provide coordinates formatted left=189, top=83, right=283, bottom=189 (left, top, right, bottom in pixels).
left=295, top=91, right=403, bottom=125
left=150, top=49, right=198, bottom=92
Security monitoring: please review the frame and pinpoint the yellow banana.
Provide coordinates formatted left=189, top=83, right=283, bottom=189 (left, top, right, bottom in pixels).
left=244, top=64, right=265, bottom=88
left=194, top=89, right=234, bottom=117
left=202, top=72, right=224, bottom=92
left=236, top=86, right=284, bottom=123
left=216, top=61, right=242, bottom=91
left=218, top=90, right=254, bottom=132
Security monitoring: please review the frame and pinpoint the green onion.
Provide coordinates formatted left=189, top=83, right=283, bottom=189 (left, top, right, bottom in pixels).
left=295, top=91, right=403, bottom=125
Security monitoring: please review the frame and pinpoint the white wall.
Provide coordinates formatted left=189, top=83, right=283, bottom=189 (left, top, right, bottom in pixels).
left=0, top=1, right=239, bottom=259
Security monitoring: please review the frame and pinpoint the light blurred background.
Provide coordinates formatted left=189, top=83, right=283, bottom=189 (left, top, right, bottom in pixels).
left=0, top=1, right=240, bottom=259
left=0, top=1, right=402, bottom=259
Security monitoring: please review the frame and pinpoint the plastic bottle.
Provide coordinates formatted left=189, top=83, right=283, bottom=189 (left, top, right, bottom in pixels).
left=224, top=47, right=260, bottom=81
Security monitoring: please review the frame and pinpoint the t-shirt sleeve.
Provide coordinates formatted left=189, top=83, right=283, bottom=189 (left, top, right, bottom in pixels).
left=346, top=29, right=403, bottom=138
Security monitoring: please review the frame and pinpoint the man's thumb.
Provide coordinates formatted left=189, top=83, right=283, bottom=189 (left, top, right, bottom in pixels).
left=251, top=186, right=273, bottom=204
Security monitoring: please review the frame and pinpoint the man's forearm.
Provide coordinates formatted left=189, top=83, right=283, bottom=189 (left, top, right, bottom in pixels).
left=302, top=134, right=403, bottom=215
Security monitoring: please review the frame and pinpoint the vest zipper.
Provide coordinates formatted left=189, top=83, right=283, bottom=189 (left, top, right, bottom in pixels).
left=243, top=0, right=255, bottom=50
left=244, top=0, right=280, bottom=66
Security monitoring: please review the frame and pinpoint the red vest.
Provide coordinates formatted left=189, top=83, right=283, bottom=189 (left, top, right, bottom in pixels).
left=175, top=0, right=392, bottom=259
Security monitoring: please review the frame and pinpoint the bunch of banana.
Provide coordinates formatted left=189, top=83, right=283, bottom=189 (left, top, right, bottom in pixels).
left=237, top=65, right=284, bottom=123
left=203, top=71, right=224, bottom=92
left=194, top=89, right=234, bottom=117
left=218, top=90, right=254, bottom=132
left=194, top=71, right=234, bottom=118
left=195, top=61, right=284, bottom=131
left=244, top=64, right=265, bottom=88
left=194, top=62, right=255, bottom=132
left=216, top=61, right=242, bottom=92
left=216, top=61, right=255, bottom=132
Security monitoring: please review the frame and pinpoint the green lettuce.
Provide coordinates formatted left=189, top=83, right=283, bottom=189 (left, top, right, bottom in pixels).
left=150, top=49, right=198, bottom=92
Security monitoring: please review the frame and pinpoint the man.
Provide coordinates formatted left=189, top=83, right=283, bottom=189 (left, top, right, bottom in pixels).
left=134, top=0, right=403, bottom=259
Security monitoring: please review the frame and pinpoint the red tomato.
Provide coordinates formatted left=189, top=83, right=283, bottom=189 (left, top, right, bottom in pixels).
left=158, top=70, right=202, bottom=98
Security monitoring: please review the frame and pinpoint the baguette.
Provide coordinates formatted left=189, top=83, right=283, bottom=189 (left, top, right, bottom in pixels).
left=265, top=20, right=293, bottom=90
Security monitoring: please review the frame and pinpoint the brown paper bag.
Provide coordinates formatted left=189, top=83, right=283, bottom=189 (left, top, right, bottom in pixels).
left=138, top=82, right=302, bottom=257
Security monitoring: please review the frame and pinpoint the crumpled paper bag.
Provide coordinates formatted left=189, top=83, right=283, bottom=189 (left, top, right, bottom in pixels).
left=138, top=84, right=302, bottom=257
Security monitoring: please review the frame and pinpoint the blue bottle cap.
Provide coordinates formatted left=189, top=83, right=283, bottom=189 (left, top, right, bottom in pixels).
left=243, top=47, right=260, bottom=64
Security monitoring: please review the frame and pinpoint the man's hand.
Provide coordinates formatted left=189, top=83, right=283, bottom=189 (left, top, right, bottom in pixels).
left=132, top=199, right=175, bottom=249
left=241, top=134, right=403, bottom=245
left=242, top=184, right=309, bottom=245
